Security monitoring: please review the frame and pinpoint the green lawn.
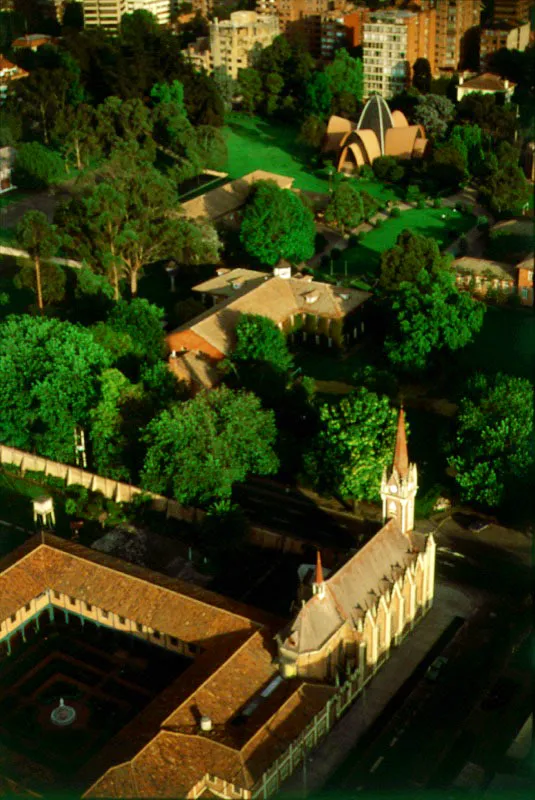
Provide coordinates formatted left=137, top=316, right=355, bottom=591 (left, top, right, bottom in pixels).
left=224, top=113, right=329, bottom=192
left=341, top=207, right=475, bottom=278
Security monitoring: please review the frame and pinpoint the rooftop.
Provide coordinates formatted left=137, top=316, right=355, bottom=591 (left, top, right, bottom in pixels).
left=459, top=72, right=516, bottom=91
left=0, top=535, right=334, bottom=797
left=169, top=269, right=371, bottom=357
left=452, top=257, right=516, bottom=281
left=180, top=171, right=294, bottom=221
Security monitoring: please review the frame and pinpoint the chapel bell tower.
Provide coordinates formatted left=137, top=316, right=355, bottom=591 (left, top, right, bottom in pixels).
left=380, top=407, right=418, bottom=535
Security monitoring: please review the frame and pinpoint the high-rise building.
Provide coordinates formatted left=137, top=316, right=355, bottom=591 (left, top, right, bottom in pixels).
left=82, top=0, right=172, bottom=31
left=493, top=0, right=532, bottom=23
left=256, top=0, right=354, bottom=52
left=320, top=7, right=369, bottom=61
left=435, top=0, right=480, bottom=72
left=480, top=19, right=530, bottom=69
left=362, top=7, right=436, bottom=99
left=184, top=11, right=280, bottom=79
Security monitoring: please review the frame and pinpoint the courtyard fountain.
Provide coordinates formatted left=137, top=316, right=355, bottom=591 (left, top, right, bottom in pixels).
left=50, top=697, right=77, bottom=727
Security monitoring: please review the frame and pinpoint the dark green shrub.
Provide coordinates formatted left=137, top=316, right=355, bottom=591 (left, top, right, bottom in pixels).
left=417, top=199, right=426, bottom=209
left=390, top=206, right=401, bottom=218
left=315, top=232, right=328, bottom=253
left=433, top=197, right=443, bottom=209
left=23, top=470, right=46, bottom=483
left=375, top=218, right=383, bottom=228
left=320, top=254, right=330, bottom=268
left=1, top=463, right=21, bottom=475
left=359, top=164, right=374, bottom=180
left=330, top=248, right=342, bottom=260
left=348, top=234, right=360, bottom=247
left=477, top=215, right=489, bottom=230
left=44, top=475, right=66, bottom=490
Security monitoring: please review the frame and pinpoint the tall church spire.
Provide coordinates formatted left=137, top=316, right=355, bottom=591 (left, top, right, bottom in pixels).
left=312, top=550, right=326, bottom=598
left=393, top=407, right=409, bottom=478
left=380, top=406, right=418, bottom=535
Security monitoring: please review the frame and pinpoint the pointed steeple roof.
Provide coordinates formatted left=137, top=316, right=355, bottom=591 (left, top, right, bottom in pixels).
left=393, top=407, right=409, bottom=478
left=315, top=550, right=324, bottom=586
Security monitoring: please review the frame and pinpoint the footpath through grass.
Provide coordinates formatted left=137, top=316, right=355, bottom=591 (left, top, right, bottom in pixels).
left=342, top=207, right=475, bottom=278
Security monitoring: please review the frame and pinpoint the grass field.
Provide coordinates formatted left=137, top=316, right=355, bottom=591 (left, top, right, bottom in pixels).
left=341, top=207, right=475, bottom=278
left=224, top=113, right=328, bottom=191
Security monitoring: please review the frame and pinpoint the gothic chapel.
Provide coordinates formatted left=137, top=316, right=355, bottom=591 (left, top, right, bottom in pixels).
left=276, top=409, right=436, bottom=683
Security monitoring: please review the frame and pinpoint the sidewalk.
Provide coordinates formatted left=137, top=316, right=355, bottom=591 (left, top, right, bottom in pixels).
left=278, top=580, right=481, bottom=798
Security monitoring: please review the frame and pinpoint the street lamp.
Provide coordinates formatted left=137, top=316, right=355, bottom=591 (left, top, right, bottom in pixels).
left=165, top=260, right=179, bottom=293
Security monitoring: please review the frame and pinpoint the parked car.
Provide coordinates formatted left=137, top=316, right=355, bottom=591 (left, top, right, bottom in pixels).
left=425, top=655, right=449, bottom=682
left=469, top=519, right=490, bottom=532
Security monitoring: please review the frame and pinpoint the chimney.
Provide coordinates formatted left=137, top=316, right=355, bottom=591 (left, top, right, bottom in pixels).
left=200, top=715, right=212, bottom=732
left=504, top=79, right=509, bottom=89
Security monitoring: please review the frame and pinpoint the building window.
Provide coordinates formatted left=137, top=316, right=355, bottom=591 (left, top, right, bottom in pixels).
left=25, top=602, right=31, bottom=612
left=119, top=615, right=125, bottom=624
left=101, top=610, right=108, bottom=619
left=11, top=613, right=16, bottom=622
left=85, top=602, right=93, bottom=612
left=169, top=636, right=178, bottom=647
left=69, top=596, right=76, bottom=605
left=136, top=622, right=143, bottom=632
left=53, top=590, right=61, bottom=599
left=153, top=630, right=161, bottom=640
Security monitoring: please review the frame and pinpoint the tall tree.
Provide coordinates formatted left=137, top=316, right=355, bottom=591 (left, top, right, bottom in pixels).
left=449, top=373, right=534, bottom=507
left=412, top=58, right=432, bottom=94
left=379, top=230, right=451, bottom=293
left=325, top=49, right=364, bottom=117
left=324, top=182, right=365, bottom=234
left=15, top=211, right=60, bottom=314
left=238, top=67, right=263, bottom=113
left=13, top=142, right=65, bottom=190
left=413, top=94, right=455, bottom=140
left=89, top=368, right=144, bottom=481
left=305, top=388, right=397, bottom=504
left=140, top=386, right=279, bottom=506
left=52, top=103, right=100, bottom=170
left=232, top=314, right=294, bottom=374
left=95, top=96, right=154, bottom=159
left=385, top=268, right=485, bottom=371
left=240, top=180, right=315, bottom=266
left=0, top=316, right=111, bottom=462
left=479, top=164, right=531, bottom=216
left=305, top=72, right=332, bottom=118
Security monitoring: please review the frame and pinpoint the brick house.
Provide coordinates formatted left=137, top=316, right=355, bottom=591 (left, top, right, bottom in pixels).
left=517, top=256, right=534, bottom=306
left=166, top=266, right=371, bottom=390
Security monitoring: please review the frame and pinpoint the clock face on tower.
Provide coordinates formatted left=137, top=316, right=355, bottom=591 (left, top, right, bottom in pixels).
left=389, top=485, right=398, bottom=494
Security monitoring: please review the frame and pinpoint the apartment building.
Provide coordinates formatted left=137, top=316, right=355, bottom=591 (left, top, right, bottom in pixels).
left=320, top=7, right=369, bottom=61
left=184, top=11, right=280, bottom=79
left=256, top=0, right=353, bottom=52
left=480, top=19, right=530, bottom=69
left=82, top=0, right=172, bottom=31
left=435, top=0, right=480, bottom=72
left=493, top=0, right=532, bottom=23
left=362, top=7, right=436, bottom=99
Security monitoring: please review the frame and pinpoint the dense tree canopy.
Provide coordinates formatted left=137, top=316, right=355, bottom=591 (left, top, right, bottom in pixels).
left=232, top=314, right=294, bottom=374
left=412, top=58, right=432, bottom=94
left=379, top=231, right=451, bottom=293
left=0, top=316, right=111, bottom=463
left=325, top=49, right=364, bottom=118
left=324, top=182, right=365, bottom=234
left=479, top=164, right=531, bottom=216
left=305, top=388, right=398, bottom=503
left=13, top=143, right=65, bottom=190
left=413, top=94, right=455, bottom=140
left=385, top=268, right=485, bottom=371
left=240, top=180, right=316, bottom=266
left=449, top=373, right=534, bottom=507
left=140, top=386, right=279, bottom=506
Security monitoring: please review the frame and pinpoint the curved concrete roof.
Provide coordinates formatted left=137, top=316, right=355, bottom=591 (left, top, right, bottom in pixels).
left=354, top=129, right=381, bottom=163
left=339, top=142, right=366, bottom=170
left=357, top=94, right=394, bottom=154
left=324, top=115, right=354, bottom=153
left=385, top=126, right=421, bottom=159
left=391, top=109, right=409, bottom=128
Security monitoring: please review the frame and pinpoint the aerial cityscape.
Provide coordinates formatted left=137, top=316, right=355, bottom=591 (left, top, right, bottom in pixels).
left=0, top=0, right=533, bottom=798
